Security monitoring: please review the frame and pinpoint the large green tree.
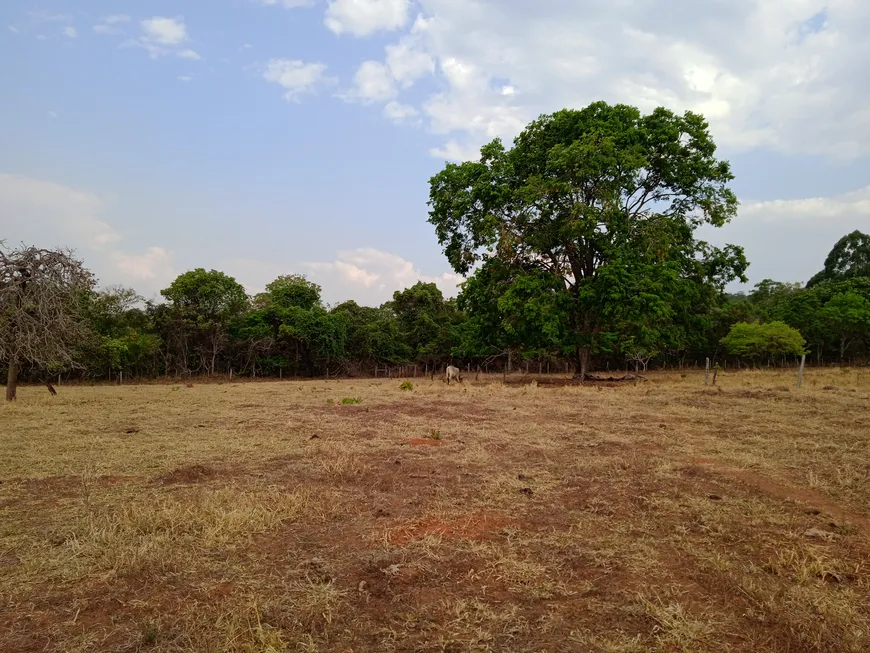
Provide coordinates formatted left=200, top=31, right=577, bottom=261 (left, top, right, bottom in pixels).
left=807, top=230, right=870, bottom=288
left=427, top=101, right=747, bottom=379
left=160, top=269, right=249, bottom=375
left=389, top=282, right=462, bottom=367
left=821, top=291, right=870, bottom=360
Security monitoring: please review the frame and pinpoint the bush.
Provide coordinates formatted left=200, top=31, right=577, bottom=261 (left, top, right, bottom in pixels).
left=341, top=397, right=362, bottom=405
left=720, top=321, right=806, bottom=362
left=399, top=381, right=413, bottom=391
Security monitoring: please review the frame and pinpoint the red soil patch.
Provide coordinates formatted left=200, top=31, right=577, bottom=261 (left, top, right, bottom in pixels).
left=386, top=511, right=516, bottom=544
left=406, top=438, right=445, bottom=446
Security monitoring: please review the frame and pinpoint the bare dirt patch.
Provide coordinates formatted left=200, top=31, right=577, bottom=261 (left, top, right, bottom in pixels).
left=385, top=511, right=517, bottom=544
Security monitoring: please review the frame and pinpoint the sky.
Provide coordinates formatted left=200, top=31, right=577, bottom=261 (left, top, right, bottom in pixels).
left=1, top=0, right=869, bottom=306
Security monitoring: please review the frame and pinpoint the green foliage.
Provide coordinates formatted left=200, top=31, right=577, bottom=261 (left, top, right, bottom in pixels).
left=399, top=380, right=413, bottom=391
left=340, top=397, right=362, bottom=405
left=807, top=230, right=870, bottom=287
left=254, top=274, right=322, bottom=311
left=161, top=269, right=248, bottom=320
left=140, top=620, right=159, bottom=646
left=160, top=269, right=249, bottom=375
left=821, top=291, right=870, bottom=358
left=390, top=282, right=461, bottom=364
left=428, top=101, right=746, bottom=376
left=720, top=322, right=806, bottom=361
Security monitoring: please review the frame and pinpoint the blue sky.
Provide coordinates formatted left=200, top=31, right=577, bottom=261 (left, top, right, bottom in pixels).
left=2, top=1, right=869, bottom=306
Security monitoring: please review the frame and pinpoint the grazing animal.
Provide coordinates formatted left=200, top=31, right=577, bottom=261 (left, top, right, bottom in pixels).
left=446, top=365, right=462, bottom=385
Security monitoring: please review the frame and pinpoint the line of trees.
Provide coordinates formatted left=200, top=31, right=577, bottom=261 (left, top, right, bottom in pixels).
left=3, top=102, right=870, bottom=399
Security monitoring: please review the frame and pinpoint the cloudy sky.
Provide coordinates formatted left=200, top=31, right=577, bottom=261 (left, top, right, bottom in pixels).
left=2, top=1, right=869, bottom=305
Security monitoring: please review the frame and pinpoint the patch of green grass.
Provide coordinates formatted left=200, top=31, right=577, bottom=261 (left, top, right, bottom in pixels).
left=140, top=620, right=159, bottom=646
left=341, top=397, right=362, bottom=405
left=399, top=381, right=414, bottom=391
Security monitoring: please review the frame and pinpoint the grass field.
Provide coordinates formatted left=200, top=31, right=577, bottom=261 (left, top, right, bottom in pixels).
left=2, top=368, right=870, bottom=652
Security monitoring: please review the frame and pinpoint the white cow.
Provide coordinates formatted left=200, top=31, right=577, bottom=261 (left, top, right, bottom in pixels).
left=446, top=365, right=462, bottom=385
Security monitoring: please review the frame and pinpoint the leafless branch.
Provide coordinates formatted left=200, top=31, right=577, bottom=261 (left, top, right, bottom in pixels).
left=0, top=242, right=95, bottom=368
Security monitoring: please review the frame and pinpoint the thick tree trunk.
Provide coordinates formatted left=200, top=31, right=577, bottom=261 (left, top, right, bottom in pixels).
left=575, top=346, right=589, bottom=382
left=6, top=361, right=19, bottom=401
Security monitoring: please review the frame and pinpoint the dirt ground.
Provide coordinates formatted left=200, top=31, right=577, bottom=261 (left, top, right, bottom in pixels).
left=1, top=368, right=869, bottom=652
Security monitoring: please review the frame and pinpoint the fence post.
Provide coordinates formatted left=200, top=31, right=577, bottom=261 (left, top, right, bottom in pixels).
left=704, top=358, right=710, bottom=385
left=797, top=354, right=806, bottom=388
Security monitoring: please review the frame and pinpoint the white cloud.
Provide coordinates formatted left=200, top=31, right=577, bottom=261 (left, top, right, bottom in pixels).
left=229, top=248, right=462, bottom=305
left=177, top=49, right=202, bottom=61
left=341, top=33, right=434, bottom=108
left=698, top=184, right=870, bottom=287
left=94, top=15, right=130, bottom=35
left=429, top=139, right=483, bottom=163
left=354, top=0, right=870, bottom=161
left=325, top=0, right=409, bottom=37
left=302, top=247, right=462, bottom=304
left=0, top=174, right=176, bottom=291
left=739, top=186, right=870, bottom=221
left=36, top=34, right=48, bottom=41
left=385, top=38, right=434, bottom=85
left=178, top=75, right=194, bottom=82
left=263, top=59, right=331, bottom=101
left=141, top=16, right=187, bottom=45
left=124, top=17, right=191, bottom=60
left=383, top=100, right=418, bottom=122
left=46, top=110, right=58, bottom=119
left=113, top=247, right=174, bottom=281
left=345, top=61, right=396, bottom=103
left=63, top=26, right=77, bottom=39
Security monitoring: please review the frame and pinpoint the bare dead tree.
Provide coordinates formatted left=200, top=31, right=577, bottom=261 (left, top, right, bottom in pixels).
left=1, top=242, right=95, bottom=400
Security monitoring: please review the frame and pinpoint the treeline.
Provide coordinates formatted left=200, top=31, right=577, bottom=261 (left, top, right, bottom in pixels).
left=10, top=257, right=870, bottom=385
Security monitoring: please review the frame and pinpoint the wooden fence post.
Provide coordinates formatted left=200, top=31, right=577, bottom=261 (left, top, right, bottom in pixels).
left=797, top=354, right=806, bottom=388
left=704, top=358, right=710, bottom=386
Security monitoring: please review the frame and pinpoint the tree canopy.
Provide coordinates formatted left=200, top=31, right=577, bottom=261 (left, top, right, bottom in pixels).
left=720, top=321, right=806, bottom=362
left=427, top=101, right=747, bottom=378
left=807, top=230, right=870, bottom=288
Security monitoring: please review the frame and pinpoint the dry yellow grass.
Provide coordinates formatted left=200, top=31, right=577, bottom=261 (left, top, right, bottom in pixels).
left=1, top=368, right=869, bottom=652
